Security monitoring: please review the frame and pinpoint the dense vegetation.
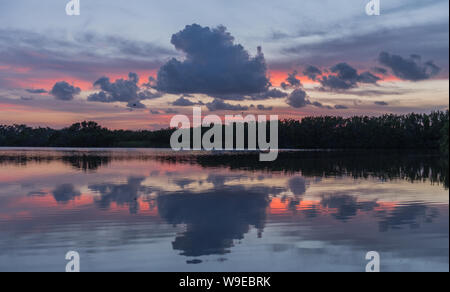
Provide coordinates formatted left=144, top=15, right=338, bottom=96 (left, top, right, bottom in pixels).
left=0, top=111, right=448, bottom=151
left=279, top=111, right=449, bottom=150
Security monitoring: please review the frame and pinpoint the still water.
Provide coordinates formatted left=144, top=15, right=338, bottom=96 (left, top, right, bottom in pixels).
left=0, top=148, right=448, bottom=272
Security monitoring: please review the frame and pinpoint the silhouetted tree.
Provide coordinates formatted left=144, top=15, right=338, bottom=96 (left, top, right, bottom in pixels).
left=0, top=111, right=448, bottom=151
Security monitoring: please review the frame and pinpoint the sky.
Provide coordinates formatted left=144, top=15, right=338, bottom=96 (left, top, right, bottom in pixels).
left=0, top=0, right=448, bottom=129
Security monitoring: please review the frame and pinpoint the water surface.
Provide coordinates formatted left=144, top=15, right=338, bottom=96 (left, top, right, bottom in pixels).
left=0, top=148, right=448, bottom=272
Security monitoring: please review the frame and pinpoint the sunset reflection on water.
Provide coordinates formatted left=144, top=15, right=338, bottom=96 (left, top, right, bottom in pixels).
left=0, top=149, right=448, bottom=272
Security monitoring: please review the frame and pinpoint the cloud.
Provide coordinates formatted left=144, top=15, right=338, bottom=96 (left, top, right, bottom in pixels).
left=357, top=71, right=381, bottom=84
left=25, top=88, right=47, bottom=94
left=206, top=99, right=249, bottom=111
left=164, top=108, right=179, bottom=114
left=88, top=72, right=162, bottom=108
left=281, top=71, right=302, bottom=90
left=378, top=52, right=441, bottom=81
left=286, top=88, right=309, bottom=108
left=210, top=94, right=246, bottom=101
left=254, top=104, right=273, bottom=111
left=286, top=71, right=301, bottom=88
left=372, top=67, right=388, bottom=75
left=311, top=101, right=332, bottom=109
left=150, top=108, right=179, bottom=115
left=0, top=29, right=173, bottom=89
left=319, top=63, right=381, bottom=91
left=249, top=88, right=287, bottom=100
left=374, top=101, right=389, bottom=106
left=303, top=65, right=322, bottom=81
left=285, top=88, right=340, bottom=110
left=334, top=104, right=349, bottom=110
left=172, top=96, right=198, bottom=106
left=156, top=24, right=270, bottom=95
left=50, top=81, right=81, bottom=101
left=320, top=75, right=355, bottom=90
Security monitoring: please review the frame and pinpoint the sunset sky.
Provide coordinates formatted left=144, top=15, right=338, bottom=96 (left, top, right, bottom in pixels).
left=0, top=0, right=448, bottom=129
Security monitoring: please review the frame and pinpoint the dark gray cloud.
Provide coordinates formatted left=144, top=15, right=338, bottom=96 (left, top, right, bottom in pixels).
left=334, top=104, right=349, bottom=110
left=319, top=63, right=381, bottom=91
left=25, top=88, right=47, bottom=94
left=210, top=94, right=246, bottom=101
left=286, top=88, right=309, bottom=108
left=357, top=71, right=381, bottom=84
left=249, top=88, right=288, bottom=100
left=280, top=22, right=448, bottom=76
left=372, top=67, right=389, bottom=75
left=303, top=65, right=322, bottom=81
left=50, top=81, right=81, bottom=101
left=256, top=104, right=273, bottom=111
left=378, top=52, right=441, bottom=81
left=286, top=70, right=301, bottom=88
left=206, top=99, right=249, bottom=112
left=164, top=108, right=179, bottom=114
left=172, top=96, right=198, bottom=106
left=280, top=71, right=302, bottom=90
left=88, top=72, right=162, bottom=108
left=156, top=24, right=270, bottom=95
left=374, top=101, right=389, bottom=106
left=332, top=63, right=359, bottom=81
left=311, top=101, right=332, bottom=110
left=320, top=75, right=355, bottom=90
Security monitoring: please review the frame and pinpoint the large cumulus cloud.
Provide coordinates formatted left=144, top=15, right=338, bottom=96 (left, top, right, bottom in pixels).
left=88, top=72, right=162, bottom=108
left=156, top=24, right=270, bottom=95
left=378, top=52, right=441, bottom=81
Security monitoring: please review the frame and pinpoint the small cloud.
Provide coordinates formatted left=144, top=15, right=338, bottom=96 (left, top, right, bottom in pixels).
left=319, top=63, right=382, bottom=91
left=286, top=70, right=302, bottom=88
left=372, top=67, right=388, bottom=75
left=357, top=71, right=381, bottom=84
left=256, top=104, right=273, bottom=111
left=286, top=88, right=309, bottom=108
left=88, top=72, right=162, bottom=108
left=374, top=101, right=389, bottom=106
left=334, top=104, right=349, bottom=110
left=172, top=96, right=198, bottom=106
left=206, top=99, right=249, bottom=111
left=303, top=65, right=322, bottom=81
left=50, top=81, right=81, bottom=101
left=378, top=52, right=441, bottom=81
left=25, top=88, right=47, bottom=94
left=249, top=88, right=287, bottom=100
left=164, top=108, right=179, bottom=114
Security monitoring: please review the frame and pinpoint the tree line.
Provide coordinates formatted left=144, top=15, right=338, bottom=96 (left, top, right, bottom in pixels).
left=0, top=111, right=448, bottom=152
